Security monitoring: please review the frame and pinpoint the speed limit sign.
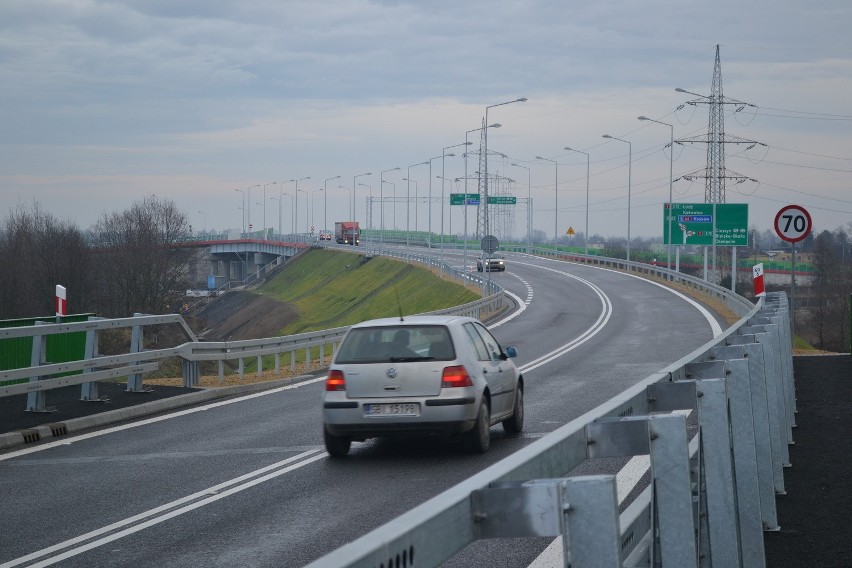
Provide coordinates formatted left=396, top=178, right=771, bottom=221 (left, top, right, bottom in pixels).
left=774, top=205, right=812, bottom=243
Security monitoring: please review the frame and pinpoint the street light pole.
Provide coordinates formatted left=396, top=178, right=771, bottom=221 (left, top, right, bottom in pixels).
left=323, top=175, right=341, bottom=232
left=638, top=116, right=675, bottom=270
left=262, top=182, right=277, bottom=239
left=405, top=161, right=428, bottom=250
left=246, top=184, right=259, bottom=233
left=510, top=162, right=531, bottom=252
left=602, top=134, right=632, bottom=262
left=440, top=143, right=470, bottom=270
left=353, top=171, right=372, bottom=223
left=234, top=188, right=246, bottom=233
left=357, top=183, right=372, bottom=230
left=535, top=156, right=559, bottom=242
left=427, top=154, right=450, bottom=247
left=563, top=147, right=590, bottom=256
left=379, top=167, right=400, bottom=252
left=484, top=97, right=527, bottom=237
left=269, top=195, right=280, bottom=237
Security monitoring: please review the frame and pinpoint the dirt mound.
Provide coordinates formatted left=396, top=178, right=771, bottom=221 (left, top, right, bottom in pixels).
left=194, top=291, right=297, bottom=341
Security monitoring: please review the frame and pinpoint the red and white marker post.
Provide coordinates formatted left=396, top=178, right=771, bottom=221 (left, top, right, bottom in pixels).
left=752, top=264, right=765, bottom=298
left=55, top=285, right=68, bottom=318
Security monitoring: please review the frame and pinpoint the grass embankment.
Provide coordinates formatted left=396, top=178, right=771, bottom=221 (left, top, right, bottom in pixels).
left=263, top=249, right=480, bottom=335
left=154, top=249, right=480, bottom=386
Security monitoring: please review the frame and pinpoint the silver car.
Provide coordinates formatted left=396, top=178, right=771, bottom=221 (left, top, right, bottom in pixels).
left=477, top=253, right=506, bottom=272
left=322, top=315, right=523, bottom=457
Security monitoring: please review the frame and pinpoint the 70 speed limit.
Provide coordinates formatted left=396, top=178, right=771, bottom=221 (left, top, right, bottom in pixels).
left=774, top=205, right=812, bottom=243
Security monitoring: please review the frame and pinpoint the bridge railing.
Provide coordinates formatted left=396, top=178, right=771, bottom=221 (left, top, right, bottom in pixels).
left=306, top=291, right=794, bottom=568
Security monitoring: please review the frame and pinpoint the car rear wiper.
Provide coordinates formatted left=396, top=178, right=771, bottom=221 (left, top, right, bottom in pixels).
left=389, top=356, right=435, bottom=362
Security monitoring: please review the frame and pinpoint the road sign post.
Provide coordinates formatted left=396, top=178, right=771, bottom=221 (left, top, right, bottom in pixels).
left=774, top=205, right=813, bottom=339
left=664, top=203, right=749, bottom=282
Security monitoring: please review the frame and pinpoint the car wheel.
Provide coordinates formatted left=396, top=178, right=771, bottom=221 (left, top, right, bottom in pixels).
left=502, top=386, right=524, bottom=434
left=465, top=401, right=490, bottom=453
left=324, top=427, right=351, bottom=458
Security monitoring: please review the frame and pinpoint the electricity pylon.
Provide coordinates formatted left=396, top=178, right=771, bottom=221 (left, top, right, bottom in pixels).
left=675, top=44, right=763, bottom=204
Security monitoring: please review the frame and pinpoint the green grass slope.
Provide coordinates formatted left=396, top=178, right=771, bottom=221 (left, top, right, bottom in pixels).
left=260, top=249, right=480, bottom=335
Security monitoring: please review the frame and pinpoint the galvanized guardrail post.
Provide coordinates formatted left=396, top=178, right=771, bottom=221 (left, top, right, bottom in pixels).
left=26, top=321, right=50, bottom=412
left=80, top=316, right=105, bottom=402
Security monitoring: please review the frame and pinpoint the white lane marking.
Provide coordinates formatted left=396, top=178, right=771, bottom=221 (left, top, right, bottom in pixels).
left=1, top=450, right=326, bottom=568
left=507, top=261, right=613, bottom=373
left=0, top=376, right=328, bottom=461
left=487, top=290, right=527, bottom=328
left=529, top=254, right=723, bottom=337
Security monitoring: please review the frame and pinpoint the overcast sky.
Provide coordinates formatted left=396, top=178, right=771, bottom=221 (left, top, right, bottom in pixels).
left=2, top=0, right=851, bottom=243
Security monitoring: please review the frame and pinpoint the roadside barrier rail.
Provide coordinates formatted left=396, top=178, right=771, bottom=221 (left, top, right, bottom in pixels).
left=0, top=249, right=506, bottom=408
left=2, top=248, right=796, bottom=566
left=306, top=291, right=794, bottom=568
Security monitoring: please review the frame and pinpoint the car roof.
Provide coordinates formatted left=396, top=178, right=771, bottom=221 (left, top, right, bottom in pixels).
left=349, top=315, right=474, bottom=329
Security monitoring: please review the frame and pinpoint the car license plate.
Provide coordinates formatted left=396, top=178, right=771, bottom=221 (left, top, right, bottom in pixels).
left=364, top=403, right=420, bottom=417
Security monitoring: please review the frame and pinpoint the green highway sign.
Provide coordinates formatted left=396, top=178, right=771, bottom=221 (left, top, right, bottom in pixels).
left=450, top=193, right=480, bottom=205
left=487, top=196, right=517, bottom=205
left=663, top=203, right=749, bottom=246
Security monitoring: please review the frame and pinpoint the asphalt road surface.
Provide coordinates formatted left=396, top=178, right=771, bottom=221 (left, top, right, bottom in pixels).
left=1, top=252, right=734, bottom=567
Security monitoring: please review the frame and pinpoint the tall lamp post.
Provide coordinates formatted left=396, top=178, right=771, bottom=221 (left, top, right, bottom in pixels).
left=402, top=178, right=418, bottom=236
left=353, top=171, right=372, bottom=222
left=405, top=161, right=428, bottom=248
left=246, top=184, right=260, bottom=233
left=357, top=183, right=372, bottom=230
left=441, top=142, right=470, bottom=270
left=510, top=162, right=531, bottom=252
left=323, top=175, right=340, bottom=232
left=234, top=188, right=246, bottom=233
left=269, top=195, right=281, bottom=236
left=563, top=147, right=590, bottom=256
left=638, top=116, right=674, bottom=270
left=379, top=167, right=400, bottom=251
left=286, top=177, right=310, bottom=235
left=427, top=153, right=452, bottom=246
left=262, top=182, right=277, bottom=239
left=535, top=156, right=559, bottom=242
left=296, top=188, right=309, bottom=233
left=602, top=134, right=632, bottom=262
left=484, top=97, right=527, bottom=236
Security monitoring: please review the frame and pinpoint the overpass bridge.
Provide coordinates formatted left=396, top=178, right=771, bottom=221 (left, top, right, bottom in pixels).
left=172, top=235, right=312, bottom=286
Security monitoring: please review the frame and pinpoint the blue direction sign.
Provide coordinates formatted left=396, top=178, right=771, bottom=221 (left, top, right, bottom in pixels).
left=451, top=193, right=480, bottom=205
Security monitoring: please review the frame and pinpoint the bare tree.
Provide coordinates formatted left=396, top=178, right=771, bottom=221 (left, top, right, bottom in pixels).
left=91, top=196, right=194, bottom=317
left=0, top=202, right=92, bottom=319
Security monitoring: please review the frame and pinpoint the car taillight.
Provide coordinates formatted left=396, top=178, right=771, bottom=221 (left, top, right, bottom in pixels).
left=441, top=365, right=473, bottom=388
left=326, top=370, right=346, bottom=391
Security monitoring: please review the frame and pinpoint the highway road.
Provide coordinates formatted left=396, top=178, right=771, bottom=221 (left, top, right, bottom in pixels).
left=0, top=252, right=726, bottom=568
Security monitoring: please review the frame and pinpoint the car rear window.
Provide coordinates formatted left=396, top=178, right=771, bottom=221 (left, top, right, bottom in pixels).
left=335, top=325, right=455, bottom=363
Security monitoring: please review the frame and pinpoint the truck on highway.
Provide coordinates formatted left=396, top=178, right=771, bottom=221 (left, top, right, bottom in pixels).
left=334, top=221, right=360, bottom=245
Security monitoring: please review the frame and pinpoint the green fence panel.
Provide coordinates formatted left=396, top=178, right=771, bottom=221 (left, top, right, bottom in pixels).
left=0, top=313, right=94, bottom=387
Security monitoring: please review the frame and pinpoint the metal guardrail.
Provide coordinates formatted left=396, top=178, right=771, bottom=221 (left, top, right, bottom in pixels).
left=2, top=247, right=794, bottom=566
left=304, top=282, right=794, bottom=568
left=0, top=249, right=507, bottom=405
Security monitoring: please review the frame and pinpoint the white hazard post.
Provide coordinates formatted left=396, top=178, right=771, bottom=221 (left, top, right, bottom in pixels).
left=752, top=264, right=766, bottom=298
left=55, top=285, right=68, bottom=319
